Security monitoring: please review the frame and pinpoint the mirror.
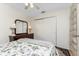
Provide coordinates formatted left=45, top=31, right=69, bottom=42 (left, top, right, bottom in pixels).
left=15, top=19, right=28, bottom=34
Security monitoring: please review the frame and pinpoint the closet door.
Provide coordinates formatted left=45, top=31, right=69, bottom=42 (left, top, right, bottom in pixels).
left=32, top=17, right=57, bottom=45
left=70, top=4, right=77, bottom=56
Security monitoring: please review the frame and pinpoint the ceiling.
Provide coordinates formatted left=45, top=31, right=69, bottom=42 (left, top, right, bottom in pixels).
left=6, top=3, right=72, bottom=17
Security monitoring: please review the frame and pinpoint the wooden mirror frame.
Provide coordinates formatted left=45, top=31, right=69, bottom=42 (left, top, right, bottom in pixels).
left=15, top=19, right=28, bottom=35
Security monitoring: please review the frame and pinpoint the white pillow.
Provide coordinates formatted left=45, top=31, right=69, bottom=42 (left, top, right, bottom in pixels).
left=17, top=38, right=55, bottom=48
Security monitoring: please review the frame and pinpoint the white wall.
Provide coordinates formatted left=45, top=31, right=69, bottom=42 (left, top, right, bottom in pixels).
left=31, top=8, right=70, bottom=49
left=0, top=4, right=29, bottom=44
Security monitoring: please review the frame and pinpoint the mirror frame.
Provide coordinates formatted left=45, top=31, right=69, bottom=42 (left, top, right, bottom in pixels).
left=15, top=19, right=28, bottom=35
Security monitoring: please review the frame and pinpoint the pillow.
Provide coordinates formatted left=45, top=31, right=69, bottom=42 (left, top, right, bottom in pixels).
left=17, top=38, right=55, bottom=48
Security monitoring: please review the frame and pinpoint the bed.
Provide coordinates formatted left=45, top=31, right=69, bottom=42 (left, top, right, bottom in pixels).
left=0, top=38, right=59, bottom=56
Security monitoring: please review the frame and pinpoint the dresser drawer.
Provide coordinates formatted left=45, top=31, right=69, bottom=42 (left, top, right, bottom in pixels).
left=9, top=33, right=34, bottom=42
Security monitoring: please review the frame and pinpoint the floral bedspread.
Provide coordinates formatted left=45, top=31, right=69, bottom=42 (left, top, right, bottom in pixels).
left=0, top=39, right=57, bottom=56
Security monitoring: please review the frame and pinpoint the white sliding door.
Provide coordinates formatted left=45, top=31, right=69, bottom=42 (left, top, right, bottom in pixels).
left=32, top=17, right=57, bottom=45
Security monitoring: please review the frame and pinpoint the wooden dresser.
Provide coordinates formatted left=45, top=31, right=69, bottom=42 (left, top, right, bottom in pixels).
left=9, top=33, right=34, bottom=42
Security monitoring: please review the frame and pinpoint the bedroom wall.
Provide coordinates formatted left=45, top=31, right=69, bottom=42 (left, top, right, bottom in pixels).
left=31, top=8, right=70, bottom=49
left=0, top=4, right=29, bottom=44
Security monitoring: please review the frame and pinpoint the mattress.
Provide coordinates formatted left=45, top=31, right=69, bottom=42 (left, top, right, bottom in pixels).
left=0, top=38, right=58, bottom=56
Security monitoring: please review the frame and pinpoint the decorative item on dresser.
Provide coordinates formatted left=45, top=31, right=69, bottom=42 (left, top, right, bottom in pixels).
left=10, top=24, right=16, bottom=36
left=9, top=33, right=34, bottom=42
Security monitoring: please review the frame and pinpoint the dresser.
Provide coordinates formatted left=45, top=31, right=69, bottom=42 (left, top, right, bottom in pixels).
left=9, top=33, right=34, bottom=42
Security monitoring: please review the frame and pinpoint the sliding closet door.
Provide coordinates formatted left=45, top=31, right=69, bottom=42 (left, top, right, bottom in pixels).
left=32, top=17, right=57, bottom=45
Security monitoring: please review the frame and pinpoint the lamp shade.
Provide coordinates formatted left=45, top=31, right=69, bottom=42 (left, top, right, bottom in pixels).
left=28, top=25, right=32, bottom=29
left=25, top=3, right=28, bottom=6
left=28, top=22, right=32, bottom=34
left=10, top=24, right=16, bottom=28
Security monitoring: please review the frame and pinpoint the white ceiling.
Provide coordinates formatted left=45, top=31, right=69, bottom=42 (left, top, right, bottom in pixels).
left=6, top=3, right=72, bottom=17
